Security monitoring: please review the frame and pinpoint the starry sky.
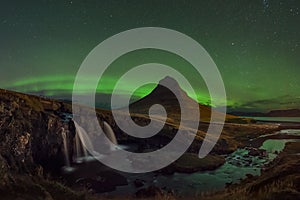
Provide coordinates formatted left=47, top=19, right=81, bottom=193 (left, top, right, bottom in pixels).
left=0, top=0, right=299, bottom=112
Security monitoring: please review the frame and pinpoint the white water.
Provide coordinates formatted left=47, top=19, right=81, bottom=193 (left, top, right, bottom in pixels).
left=72, top=120, right=119, bottom=163
left=75, top=131, right=82, bottom=157
left=61, top=128, right=70, bottom=167
left=73, top=121, right=95, bottom=162
left=103, top=121, right=118, bottom=151
left=61, top=120, right=119, bottom=173
left=74, top=130, right=89, bottom=162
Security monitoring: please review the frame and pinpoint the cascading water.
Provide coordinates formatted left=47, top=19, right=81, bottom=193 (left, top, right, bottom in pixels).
left=103, top=121, right=118, bottom=150
left=61, top=127, right=70, bottom=167
left=74, top=131, right=89, bottom=161
left=73, top=121, right=95, bottom=162
left=72, top=120, right=119, bottom=163
left=75, top=132, right=81, bottom=158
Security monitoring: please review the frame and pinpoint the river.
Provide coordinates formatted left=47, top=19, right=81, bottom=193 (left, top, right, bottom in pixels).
left=62, top=129, right=300, bottom=196
left=111, top=130, right=300, bottom=196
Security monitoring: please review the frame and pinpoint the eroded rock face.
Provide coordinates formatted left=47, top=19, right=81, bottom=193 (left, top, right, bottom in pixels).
left=0, top=89, right=75, bottom=177
left=30, top=112, right=75, bottom=174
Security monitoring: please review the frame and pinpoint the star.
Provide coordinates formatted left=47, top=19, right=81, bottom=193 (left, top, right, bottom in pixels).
left=263, top=0, right=269, bottom=12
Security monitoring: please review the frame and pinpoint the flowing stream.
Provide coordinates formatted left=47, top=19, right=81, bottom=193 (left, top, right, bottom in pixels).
left=61, top=126, right=300, bottom=196
left=109, top=129, right=300, bottom=196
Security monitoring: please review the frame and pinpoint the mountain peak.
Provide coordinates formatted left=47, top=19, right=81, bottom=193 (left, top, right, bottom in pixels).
left=155, top=76, right=185, bottom=94
left=159, top=76, right=179, bottom=85
left=157, top=76, right=182, bottom=93
left=129, top=76, right=235, bottom=123
left=129, top=76, right=200, bottom=123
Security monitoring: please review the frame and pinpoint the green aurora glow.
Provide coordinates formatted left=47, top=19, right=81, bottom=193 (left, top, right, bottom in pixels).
left=0, top=1, right=299, bottom=112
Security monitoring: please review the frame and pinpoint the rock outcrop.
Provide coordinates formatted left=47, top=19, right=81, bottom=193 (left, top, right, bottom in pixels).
left=0, top=89, right=75, bottom=176
left=0, top=89, right=87, bottom=199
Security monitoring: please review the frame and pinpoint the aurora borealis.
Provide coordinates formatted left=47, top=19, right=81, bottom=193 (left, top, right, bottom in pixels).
left=0, top=0, right=299, bottom=112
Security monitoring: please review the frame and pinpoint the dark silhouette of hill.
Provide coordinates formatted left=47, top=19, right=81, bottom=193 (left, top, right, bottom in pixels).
left=129, top=76, right=237, bottom=124
left=231, top=109, right=300, bottom=117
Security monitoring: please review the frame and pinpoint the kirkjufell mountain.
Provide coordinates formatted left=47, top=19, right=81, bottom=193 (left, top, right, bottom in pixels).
left=0, top=79, right=299, bottom=199
left=129, top=76, right=237, bottom=124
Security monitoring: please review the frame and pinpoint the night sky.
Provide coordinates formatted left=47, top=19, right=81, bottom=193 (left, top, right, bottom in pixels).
left=0, top=0, right=299, bottom=112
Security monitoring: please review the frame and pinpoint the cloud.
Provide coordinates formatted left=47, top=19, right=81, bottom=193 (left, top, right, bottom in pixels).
left=227, top=95, right=300, bottom=112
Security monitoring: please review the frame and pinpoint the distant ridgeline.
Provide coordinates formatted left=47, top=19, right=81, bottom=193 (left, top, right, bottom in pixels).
left=231, top=109, right=300, bottom=117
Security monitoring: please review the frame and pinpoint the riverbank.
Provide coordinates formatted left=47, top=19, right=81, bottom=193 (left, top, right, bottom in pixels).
left=202, top=140, right=300, bottom=200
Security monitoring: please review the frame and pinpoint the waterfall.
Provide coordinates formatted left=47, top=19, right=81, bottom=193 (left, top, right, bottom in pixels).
left=73, top=120, right=118, bottom=162
left=74, top=131, right=88, bottom=159
left=61, top=128, right=70, bottom=167
left=73, top=121, right=95, bottom=162
left=75, top=132, right=81, bottom=157
left=103, top=121, right=118, bottom=151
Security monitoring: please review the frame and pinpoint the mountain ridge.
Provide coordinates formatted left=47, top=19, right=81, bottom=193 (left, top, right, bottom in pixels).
left=129, top=76, right=237, bottom=123
left=230, top=108, right=300, bottom=117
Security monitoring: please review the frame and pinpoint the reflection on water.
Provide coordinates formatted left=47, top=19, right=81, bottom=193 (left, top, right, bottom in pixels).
left=243, top=117, right=300, bottom=123
left=279, top=129, right=300, bottom=135
left=148, top=138, right=300, bottom=195
left=258, top=129, right=300, bottom=138
left=153, top=162, right=260, bottom=195
left=111, top=135, right=300, bottom=196
left=150, top=149, right=263, bottom=195
left=110, top=145, right=274, bottom=196
left=260, top=139, right=300, bottom=160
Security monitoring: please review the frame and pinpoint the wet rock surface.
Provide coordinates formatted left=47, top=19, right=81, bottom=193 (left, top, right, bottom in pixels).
left=226, top=148, right=268, bottom=168
left=0, top=89, right=75, bottom=176
left=246, top=147, right=266, bottom=157
left=0, top=89, right=86, bottom=199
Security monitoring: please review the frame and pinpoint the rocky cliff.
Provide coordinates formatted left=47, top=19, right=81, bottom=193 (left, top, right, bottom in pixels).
left=0, top=89, right=76, bottom=177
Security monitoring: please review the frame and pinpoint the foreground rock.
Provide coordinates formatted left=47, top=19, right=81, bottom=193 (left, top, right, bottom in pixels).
left=0, top=89, right=80, bottom=199
left=0, top=89, right=75, bottom=175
